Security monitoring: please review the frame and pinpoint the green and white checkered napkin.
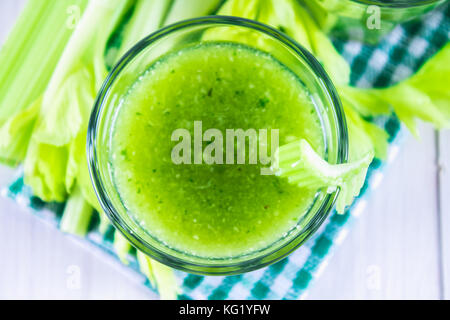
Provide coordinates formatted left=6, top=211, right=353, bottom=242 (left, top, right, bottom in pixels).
left=1, top=3, right=449, bottom=300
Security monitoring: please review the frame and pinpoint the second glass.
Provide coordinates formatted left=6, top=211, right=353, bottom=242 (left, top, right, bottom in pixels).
left=302, top=0, right=446, bottom=43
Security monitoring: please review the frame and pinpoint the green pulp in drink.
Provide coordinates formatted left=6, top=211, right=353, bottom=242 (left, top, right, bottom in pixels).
left=110, top=42, right=325, bottom=258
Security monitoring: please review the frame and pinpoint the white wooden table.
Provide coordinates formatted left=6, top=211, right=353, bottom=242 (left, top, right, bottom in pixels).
left=0, top=0, right=449, bottom=300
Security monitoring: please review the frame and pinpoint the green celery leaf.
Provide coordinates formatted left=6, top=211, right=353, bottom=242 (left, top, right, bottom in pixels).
left=0, top=97, right=40, bottom=166
left=344, top=105, right=389, bottom=161
left=24, top=142, right=68, bottom=202
left=339, top=44, right=450, bottom=136
left=339, top=85, right=391, bottom=118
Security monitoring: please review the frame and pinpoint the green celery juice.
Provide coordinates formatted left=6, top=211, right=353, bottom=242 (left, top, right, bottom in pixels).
left=110, top=42, right=325, bottom=258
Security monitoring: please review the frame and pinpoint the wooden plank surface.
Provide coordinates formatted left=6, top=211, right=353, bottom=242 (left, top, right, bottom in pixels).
left=439, top=130, right=450, bottom=299
left=0, top=0, right=446, bottom=300
left=0, top=186, right=156, bottom=299
left=308, top=125, right=442, bottom=299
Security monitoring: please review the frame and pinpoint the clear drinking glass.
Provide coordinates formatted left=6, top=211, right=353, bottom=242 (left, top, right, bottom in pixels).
left=303, top=0, right=446, bottom=43
left=87, top=16, right=348, bottom=275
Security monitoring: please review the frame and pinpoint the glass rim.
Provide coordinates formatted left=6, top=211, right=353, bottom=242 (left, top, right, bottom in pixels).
left=87, top=16, right=349, bottom=275
left=350, top=0, right=445, bottom=8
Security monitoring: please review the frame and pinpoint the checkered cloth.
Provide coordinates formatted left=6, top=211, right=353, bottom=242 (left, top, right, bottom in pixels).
left=1, top=3, right=449, bottom=300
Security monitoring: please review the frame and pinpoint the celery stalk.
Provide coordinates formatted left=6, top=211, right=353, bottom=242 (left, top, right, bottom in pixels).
left=215, top=0, right=260, bottom=18
left=163, top=0, right=223, bottom=26
left=22, top=0, right=133, bottom=203
left=117, top=0, right=223, bottom=60
left=113, top=231, right=132, bottom=265
left=202, top=0, right=264, bottom=46
left=211, top=0, right=350, bottom=85
left=150, top=259, right=179, bottom=300
left=258, top=0, right=313, bottom=52
left=137, top=251, right=155, bottom=286
left=298, top=0, right=338, bottom=32
left=0, top=98, right=40, bottom=166
left=116, top=0, right=173, bottom=58
left=291, top=1, right=350, bottom=85
left=60, top=184, right=93, bottom=236
left=0, top=0, right=89, bottom=123
left=33, top=0, right=133, bottom=147
left=272, top=139, right=373, bottom=213
left=97, top=211, right=112, bottom=235
left=65, top=124, right=110, bottom=233
left=0, top=0, right=89, bottom=165
left=136, top=251, right=178, bottom=300
left=275, top=102, right=388, bottom=213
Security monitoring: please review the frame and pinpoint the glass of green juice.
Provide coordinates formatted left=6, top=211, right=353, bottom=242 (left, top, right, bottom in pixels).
left=303, top=0, right=446, bottom=43
left=87, top=16, right=348, bottom=275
